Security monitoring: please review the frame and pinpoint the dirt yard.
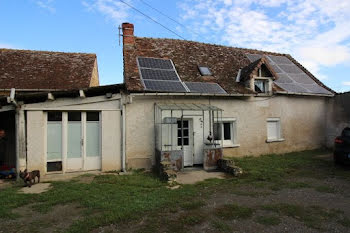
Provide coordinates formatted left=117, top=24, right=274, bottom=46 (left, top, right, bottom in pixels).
left=0, top=149, right=349, bottom=233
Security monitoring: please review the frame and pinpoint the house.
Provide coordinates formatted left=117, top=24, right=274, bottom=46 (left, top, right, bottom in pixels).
left=0, top=49, right=99, bottom=96
left=121, top=23, right=334, bottom=170
left=0, top=22, right=336, bottom=178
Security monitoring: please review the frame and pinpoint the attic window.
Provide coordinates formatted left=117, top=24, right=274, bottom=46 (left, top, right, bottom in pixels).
left=254, top=79, right=268, bottom=93
left=198, top=66, right=212, bottom=76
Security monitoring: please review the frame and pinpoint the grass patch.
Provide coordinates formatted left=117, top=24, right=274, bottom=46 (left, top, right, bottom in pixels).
left=315, top=185, right=336, bottom=193
left=214, top=204, right=254, bottom=220
left=211, top=220, right=231, bottom=232
left=179, top=200, right=206, bottom=210
left=261, top=203, right=342, bottom=229
left=339, top=217, right=350, bottom=227
left=255, top=215, right=281, bottom=226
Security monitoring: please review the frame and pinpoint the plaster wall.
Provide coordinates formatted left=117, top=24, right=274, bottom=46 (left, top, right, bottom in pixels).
left=125, top=95, right=327, bottom=169
left=25, top=96, right=122, bottom=175
left=326, top=93, right=350, bottom=147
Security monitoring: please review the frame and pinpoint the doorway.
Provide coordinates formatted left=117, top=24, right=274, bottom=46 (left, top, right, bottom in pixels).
left=177, top=119, right=194, bottom=167
left=0, top=110, right=16, bottom=179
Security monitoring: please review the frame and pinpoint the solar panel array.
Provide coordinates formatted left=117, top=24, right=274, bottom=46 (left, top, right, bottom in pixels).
left=246, top=54, right=332, bottom=95
left=184, top=82, right=227, bottom=94
left=137, top=57, right=227, bottom=94
left=137, top=57, right=186, bottom=92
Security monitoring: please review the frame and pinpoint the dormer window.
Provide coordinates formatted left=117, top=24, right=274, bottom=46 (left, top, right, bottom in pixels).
left=198, top=66, right=212, bottom=76
left=254, top=79, right=268, bottom=93
left=252, top=66, right=272, bottom=93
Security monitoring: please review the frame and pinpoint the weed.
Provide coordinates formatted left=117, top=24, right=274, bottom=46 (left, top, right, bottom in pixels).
left=255, top=215, right=281, bottom=226
left=214, top=204, right=254, bottom=220
left=315, top=185, right=336, bottom=193
left=210, top=220, right=231, bottom=232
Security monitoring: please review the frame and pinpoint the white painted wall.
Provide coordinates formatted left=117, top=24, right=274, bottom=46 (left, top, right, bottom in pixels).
left=125, top=95, right=327, bottom=169
left=25, top=95, right=122, bottom=175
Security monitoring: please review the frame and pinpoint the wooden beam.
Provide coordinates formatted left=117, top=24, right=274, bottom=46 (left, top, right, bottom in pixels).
left=79, top=90, right=86, bottom=98
left=48, top=93, right=55, bottom=101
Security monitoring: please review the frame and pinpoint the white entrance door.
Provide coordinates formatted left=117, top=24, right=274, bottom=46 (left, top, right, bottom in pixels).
left=177, top=119, right=193, bottom=167
left=66, top=112, right=83, bottom=171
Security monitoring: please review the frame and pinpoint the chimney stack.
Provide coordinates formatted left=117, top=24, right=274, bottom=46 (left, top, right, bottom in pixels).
left=122, top=22, right=135, bottom=46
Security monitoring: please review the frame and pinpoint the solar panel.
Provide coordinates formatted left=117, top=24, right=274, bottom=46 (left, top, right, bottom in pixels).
left=143, top=80, right=187, bottom=92
left=244, top=53, right=332, bottom=95
left=140, top=69, right=179, bottom=81
left=138, top=57, right=173, bottom=69
left=246, top=54, right=262, bottom=62
left=184, top=82, right=227, bottom=94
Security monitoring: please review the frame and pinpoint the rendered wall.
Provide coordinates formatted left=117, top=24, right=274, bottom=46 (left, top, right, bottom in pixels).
left=326, top=92, right=350, bottom=147
left=125, top=95, right=327, bottom=169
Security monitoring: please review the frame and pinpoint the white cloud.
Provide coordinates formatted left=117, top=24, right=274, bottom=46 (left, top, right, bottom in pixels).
left=0, top=43, right=16, bottom=49
left=36, top=0, right=55, bottom=13
left=179, top=0, right=350, bottom=80
left=82, top=0, right=131, bottom=24
left=342, top=81, right=350, bottom=86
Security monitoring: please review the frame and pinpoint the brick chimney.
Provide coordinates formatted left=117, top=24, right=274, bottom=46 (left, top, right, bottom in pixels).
left=122, top=22, right=135, bottom=46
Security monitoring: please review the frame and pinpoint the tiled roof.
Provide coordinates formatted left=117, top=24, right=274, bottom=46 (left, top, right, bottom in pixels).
left=0, top=49, right=98, bottom=90
left=123, top=37, right=334, bottom=95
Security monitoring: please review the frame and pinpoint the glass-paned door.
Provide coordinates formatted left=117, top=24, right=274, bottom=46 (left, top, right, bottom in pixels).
left=85, top=112, right=101, bottom=170
left=47, top=112, right=62, bottom=171
left=67, top=112, right=83, bottom=170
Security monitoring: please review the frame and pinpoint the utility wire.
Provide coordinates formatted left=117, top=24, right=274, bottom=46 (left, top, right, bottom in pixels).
left=118, top=0, right=186, bottom=40
left=139, top=0, right=187, bottom=29
left=138, top=0, right=202, bottom=37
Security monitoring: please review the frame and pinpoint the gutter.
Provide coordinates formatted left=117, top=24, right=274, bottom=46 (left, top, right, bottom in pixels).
left=130, top=92, right=256, bottom=97
left=275, top=91, right=334, bottom=97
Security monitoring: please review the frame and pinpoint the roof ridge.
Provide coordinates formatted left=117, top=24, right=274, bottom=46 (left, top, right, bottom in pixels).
left=0, top=48, right=96, bottom=56
left=134, top=36, right=289, bottom=57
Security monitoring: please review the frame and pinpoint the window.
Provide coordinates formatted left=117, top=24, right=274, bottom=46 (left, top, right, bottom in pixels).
left=198, top=66, right=212, bottom=76
left=267, top=118, right=284, bottom=142
left=177, top=120, right=189, bottom=146
left=213, top=119, right=238, bottom=147
left=254, top=79, right=268, bottom=93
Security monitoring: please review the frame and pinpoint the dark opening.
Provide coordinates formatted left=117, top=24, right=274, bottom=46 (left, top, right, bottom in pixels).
left=47, top=161, right=62, bottom=172
left=0, top=111, right=16, bottom=179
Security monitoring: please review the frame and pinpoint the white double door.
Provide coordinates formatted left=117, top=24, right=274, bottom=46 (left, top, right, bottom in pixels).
left=66, top=112, right=101, bottom=171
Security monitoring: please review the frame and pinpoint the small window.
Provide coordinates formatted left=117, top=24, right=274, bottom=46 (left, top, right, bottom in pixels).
left=68, top=112, right=81, bottom=121
left=48, top=112, right=62, bottom=121
left=177, top=120, right=190, bottom=146
left=87, top=112, right=100, bottom=121
left=254, top=79, right=268, bottom=93
left=267, top=118, right=283, bottom=142
left=198, top=66, right=212, bottom=76
left=214, top=120, right=237, bottom=147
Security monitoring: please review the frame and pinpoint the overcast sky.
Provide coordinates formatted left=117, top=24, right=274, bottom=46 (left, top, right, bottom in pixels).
left=1, top=0, right=350, bottom=92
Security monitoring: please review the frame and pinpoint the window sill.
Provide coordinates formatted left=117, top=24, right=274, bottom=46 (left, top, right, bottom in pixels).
left=223, top=144, right=240, bottom=148
left=266, top=138, right=285, bottom=143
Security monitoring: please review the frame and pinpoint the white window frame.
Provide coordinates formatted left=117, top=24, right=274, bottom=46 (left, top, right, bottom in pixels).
left=266, top=118, right=284, bottom=143
left=214, top=117, right=239, bottom=148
